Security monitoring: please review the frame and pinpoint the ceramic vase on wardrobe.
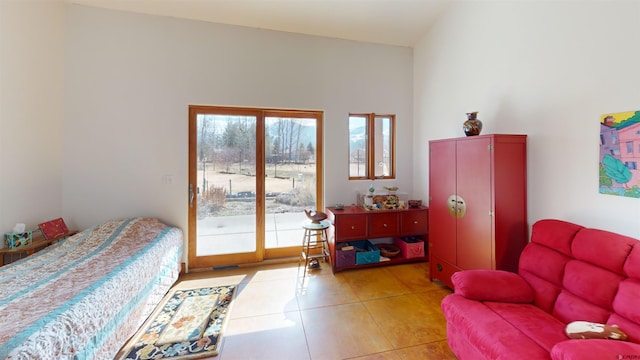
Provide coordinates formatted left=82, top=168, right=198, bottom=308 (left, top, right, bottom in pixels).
left=463, top=111, right=483, bottom=136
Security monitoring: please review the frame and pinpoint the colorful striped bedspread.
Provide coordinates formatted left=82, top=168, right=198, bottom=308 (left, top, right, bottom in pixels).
left=0, top=217, right=183, bottom=360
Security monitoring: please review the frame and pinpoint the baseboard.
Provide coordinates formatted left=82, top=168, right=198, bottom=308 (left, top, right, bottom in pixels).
left=187, top=257, right=298, bottom=273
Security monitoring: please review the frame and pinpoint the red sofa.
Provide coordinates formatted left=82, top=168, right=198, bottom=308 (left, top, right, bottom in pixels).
left=441, top=219, right=640, bottom=359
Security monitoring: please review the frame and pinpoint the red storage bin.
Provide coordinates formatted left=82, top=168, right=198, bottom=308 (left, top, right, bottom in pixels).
left=394, top=236, right=425, bottom=258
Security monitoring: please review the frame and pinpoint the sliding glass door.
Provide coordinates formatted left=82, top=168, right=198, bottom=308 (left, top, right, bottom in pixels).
left=188, top=106, right=323, bottom=269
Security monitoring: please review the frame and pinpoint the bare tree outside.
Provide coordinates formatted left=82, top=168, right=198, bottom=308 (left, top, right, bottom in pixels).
left=197, top=115, right=317, bottom=219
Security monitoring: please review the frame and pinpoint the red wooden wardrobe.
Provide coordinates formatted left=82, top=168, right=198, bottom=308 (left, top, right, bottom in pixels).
left=428, top=134, right=528, bottom=289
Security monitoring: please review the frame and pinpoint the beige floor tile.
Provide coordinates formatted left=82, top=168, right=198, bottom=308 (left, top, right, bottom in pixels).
left=296, top=271, right=360, bottom=310
left=220, top=311, right=310, bottom=360
left=341, top=266, right=413, bottom=301
left=363, top=292, right=448, bottom=348
left=231, top=278, right=299, bottom=318
left=349, top=342, right=457, bottom=360
left=385, top=262, right=445, bottom=292
left=418, top=287, right=455, bottom=308
left=301, top=302, right=393, bottom=359
left=251, top=262, right=300, bottom=282
left=296, top=258, right=334, bottom=279
left=393, top=341, right=458, bottom=360
left=349, top=351, right=403, bottom=360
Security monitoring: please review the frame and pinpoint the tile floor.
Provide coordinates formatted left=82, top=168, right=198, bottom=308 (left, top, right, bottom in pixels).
left=176, top=260, right=456, bottom=360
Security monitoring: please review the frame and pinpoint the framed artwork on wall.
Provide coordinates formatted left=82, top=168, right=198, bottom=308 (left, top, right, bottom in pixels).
left=599, top=110, right=640, bottom=198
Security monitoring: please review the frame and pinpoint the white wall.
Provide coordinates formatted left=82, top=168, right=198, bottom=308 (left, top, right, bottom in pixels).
left=63, top=6, right=414, bottom=244
left=0, top=0, right=65, bottom=239
left=413, top=1, right=640, bottom=238
left=5, top=1, right=638, bottom=254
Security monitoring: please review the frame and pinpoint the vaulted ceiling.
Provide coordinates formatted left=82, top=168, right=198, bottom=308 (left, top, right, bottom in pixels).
left=66, top=0, right=453, bottom=47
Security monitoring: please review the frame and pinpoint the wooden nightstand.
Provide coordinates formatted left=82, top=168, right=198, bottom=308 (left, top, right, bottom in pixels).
left=0, top=230, right=78, bottom=266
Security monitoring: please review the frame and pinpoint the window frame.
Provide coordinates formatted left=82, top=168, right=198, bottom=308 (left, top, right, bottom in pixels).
left=348, top=113, right=396, bottom=180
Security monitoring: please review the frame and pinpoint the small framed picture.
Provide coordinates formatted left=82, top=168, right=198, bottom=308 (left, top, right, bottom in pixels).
left=38, top=218, right=69, bottom=240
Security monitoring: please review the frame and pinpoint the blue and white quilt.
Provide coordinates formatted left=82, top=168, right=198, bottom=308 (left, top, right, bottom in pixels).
left=0, top=217, right=182, bottom=360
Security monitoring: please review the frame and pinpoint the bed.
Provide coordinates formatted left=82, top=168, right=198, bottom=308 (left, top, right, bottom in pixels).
left=0, top=217, right=183, bottom=360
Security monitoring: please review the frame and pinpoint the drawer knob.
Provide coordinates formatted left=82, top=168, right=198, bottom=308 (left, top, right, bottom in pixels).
left=351, top=226, right=355, bottom=230
left=413, top=220, right=418, bottom=224
left=383, top=224, right=387, bottom=227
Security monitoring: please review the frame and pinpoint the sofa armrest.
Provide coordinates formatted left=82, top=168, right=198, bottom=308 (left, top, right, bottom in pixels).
left=451, top=270, right=534, bottom=303
left=551, top=339, right=640, bottom=360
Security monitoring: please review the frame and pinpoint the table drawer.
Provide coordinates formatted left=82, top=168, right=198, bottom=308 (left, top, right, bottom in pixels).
left=401, top=209, right=428, bottom=235
left=369, top=212, right=398, bottom=238
left=334, top=215, right=367, bottom=240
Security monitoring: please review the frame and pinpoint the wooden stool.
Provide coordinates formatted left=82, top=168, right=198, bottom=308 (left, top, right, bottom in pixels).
left=298, top=220, right=331, bottom=279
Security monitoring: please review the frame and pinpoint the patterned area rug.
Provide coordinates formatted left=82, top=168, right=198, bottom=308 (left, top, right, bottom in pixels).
left=117, top=285, right=236, bottom=360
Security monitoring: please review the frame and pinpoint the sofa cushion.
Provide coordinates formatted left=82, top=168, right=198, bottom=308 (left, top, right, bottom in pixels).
left=562, top=260, right=622, bottom=309
left=442, top=294, right=551, bottom=359
left=551, top=339, right=640, bottom=360
left=608, top=313, right=640, bottom=343
left=530, top=219, right=583, bottom=257
left=445, top=326, right=490, bottom=360
left=485, top=302, right=567, bottom=352
left=519, top=242, right=571, bottom=313
left=520, top=270, right=562, bottom=313
left=520, top=243, right=570, bottom=287
left=572, top=228, right=635, bottom=275
left=552, top=290, right=610, bottom=324
left=551, top=259, right=624, bottom=324
left=452, top=270, right=533, bottom=303
left=613, top=279, right=640, bottom=325
left=624, top=245, right=640, bottom=278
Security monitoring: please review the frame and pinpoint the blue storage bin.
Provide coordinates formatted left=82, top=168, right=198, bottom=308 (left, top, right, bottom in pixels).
left=352, top=240, right=380, bottom=265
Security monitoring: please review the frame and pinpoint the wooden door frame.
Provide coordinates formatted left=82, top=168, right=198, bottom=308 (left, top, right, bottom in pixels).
left=188, top=105, right=324, bottom=270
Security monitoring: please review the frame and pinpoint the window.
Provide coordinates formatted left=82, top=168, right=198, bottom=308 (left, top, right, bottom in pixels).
left=348, top=113, right=395, bottom=179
